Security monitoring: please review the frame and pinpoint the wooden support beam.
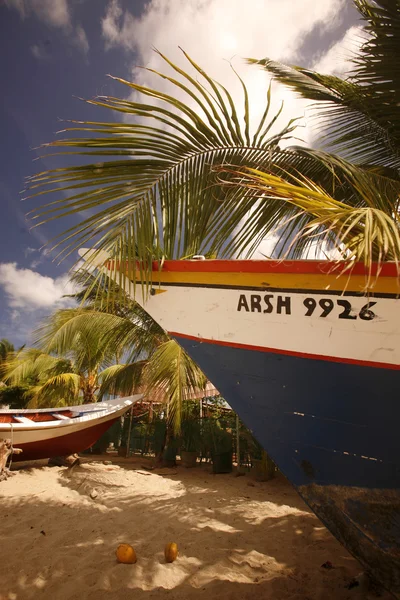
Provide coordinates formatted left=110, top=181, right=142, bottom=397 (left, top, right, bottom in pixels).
left=0, top=438, right=22, bottom=481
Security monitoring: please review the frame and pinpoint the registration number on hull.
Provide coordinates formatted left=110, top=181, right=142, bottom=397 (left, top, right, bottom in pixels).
left=237, top=293, right=377, bottom=321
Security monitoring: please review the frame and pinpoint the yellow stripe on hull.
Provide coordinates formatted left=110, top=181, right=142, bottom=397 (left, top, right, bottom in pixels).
left=121, top=270, right=399, bottom=295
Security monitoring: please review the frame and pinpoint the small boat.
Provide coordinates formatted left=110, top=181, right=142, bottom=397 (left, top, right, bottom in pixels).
left=81, top=249, right=400, bottom=598
left=0, top=395, right=141, bottom=461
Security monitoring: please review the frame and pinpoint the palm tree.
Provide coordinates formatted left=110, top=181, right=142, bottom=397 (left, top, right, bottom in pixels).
left=66, top=270, right=209, bottom=434
left=3, top=307, right=139, bottom=406
left=251, top=1, right=400, bottom=170
left=231, top=0, right=400, bottom=268
left=26, top=2, right=399, bottom=296
left=0, top=339, right=36, bottom=409
left=23, top=52, right=338, bottom=288
left=0, top=338, right=14, bottom=380
left=4, top=348, right=81, bottom=407
left=3, top=290, right=208, bottom=434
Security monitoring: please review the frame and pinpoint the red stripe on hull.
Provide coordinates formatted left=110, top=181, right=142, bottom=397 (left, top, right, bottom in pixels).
left=146, top=260, right=399, bottom=277
left=12, top=418, right=118, bottom=462
left=169, top=331, right=400, bottom=371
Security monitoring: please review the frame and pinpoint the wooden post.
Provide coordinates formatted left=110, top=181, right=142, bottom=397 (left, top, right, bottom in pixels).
left=236, top=414, right=241, bottom=471
left=199, top=397, right=204, bottom=463
left=126, top=405, right=134, bottom=458
left=0, top=439, right=22, bottom=481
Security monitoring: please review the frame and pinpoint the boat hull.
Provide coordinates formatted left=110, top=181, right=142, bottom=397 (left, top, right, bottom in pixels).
left=10, top=416, right=119, bottom=462
left=175, top=333, right=400, bottom=595
left=80, top=252, right=400, bottom=596
left=0, top=396, right=140, bottom=462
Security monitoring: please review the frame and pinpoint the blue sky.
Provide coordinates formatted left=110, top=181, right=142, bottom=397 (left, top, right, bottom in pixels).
left=0, top=0, right=360, bottom=346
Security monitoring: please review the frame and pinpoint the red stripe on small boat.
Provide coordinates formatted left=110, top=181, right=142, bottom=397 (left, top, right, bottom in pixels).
left=156, top=260, right=399, bottom=276
left=169, top=331, right=400, bottom=371
left=12, top=417, right=118, bottom=462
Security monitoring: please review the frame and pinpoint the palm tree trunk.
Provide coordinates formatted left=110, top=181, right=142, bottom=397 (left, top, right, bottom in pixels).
left=81, top=373, right=99, bottom=404
left=82, top=387, right=97, bottom=404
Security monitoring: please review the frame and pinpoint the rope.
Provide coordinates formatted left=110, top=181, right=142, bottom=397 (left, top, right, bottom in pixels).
left=7, top=422, right=14, bottom=472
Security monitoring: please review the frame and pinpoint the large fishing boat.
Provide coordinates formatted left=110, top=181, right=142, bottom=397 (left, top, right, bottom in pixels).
left=81, top=250, right=400, bottom=597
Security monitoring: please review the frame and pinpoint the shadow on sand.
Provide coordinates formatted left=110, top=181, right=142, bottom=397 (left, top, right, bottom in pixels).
left=0, top=456, right=391, bottom=600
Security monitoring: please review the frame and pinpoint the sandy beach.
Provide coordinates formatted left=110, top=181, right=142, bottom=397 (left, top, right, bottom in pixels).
left=0, top=456, right=390, bottom=600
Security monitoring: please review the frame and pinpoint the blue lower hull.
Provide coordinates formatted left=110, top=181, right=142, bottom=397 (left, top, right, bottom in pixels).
left=175, top=335, right=400, bottom=597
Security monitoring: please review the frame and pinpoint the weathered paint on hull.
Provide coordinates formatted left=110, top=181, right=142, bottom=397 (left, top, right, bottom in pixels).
left=301, top=484, right=400, bottom=598
left=11, top=417, right=119, bottom=462
left=175, top=335, right=400, bottom=597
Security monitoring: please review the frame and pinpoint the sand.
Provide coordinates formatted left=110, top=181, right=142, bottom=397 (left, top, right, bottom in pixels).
left=0, top=456, right=391, bottom=600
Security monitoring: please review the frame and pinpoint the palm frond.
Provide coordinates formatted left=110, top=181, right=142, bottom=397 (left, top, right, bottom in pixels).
left=250, top=1, right=400, bottom=167
left=3, top=349, right=72, bottom=386
left=35, top=307, right=166, bottom=366
left=217, top=165, right=400, bottom=279
left=98, top=361, right=145, bottom=399
left=27, top=39, right=400, bottom=304
left=70, top=269, right=168, bottom=346
left=0, top=338, right=15, bottom=380
left=27, top=372, right=81, bottom=408
left=144, top=339, right=207, bottom=434
left=354, top=0, right=400, bottom=104
left=249, top=59, right=400, bottom=168
left=26, top=50, right=307, bottom=297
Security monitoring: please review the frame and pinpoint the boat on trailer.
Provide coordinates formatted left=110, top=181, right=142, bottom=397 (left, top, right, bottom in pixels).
left=0, top=395, right=141, bottom=461
left=81, top=249, right=400, bottom=598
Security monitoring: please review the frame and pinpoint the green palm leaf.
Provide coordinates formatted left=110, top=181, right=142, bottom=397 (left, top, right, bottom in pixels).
left=99, top=361, right=145, bottom=399
left=5, top=277, right=211, bottom=427
left=217, top=165, right=400, bottom=276
left=4, top=349, right=72, bottom=385
left=26, top=50, right=306, bottom=289
left=144, top=339, right=207, bottom=434
left=28, top=373, right=81, bottom=408
left=249, top=1, right=400, bottom=168
left=27, top=30, right=400, bottom=299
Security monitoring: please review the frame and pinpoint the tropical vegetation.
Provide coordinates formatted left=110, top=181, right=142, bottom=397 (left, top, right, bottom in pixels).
left=0, top=338, right=14, bottom=380
left=228, top=0, right=400, bottom=271
left=5, top=1, right=398, bottom=452
left=25, top=0, right=400, bottom=299
left=2, top=277, right=208, bottom=434
left=0, top=339, right=31, bottom=409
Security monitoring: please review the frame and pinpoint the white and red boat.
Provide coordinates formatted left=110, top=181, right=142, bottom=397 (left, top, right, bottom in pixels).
left=0, top=395, right=141, bottom=461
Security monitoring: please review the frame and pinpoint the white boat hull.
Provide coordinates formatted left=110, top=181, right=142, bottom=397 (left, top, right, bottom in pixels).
left=0, top=396, right=141, bottom=461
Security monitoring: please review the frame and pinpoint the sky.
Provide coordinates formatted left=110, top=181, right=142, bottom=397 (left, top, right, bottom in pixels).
left=0, top=0, right=362, bottom=346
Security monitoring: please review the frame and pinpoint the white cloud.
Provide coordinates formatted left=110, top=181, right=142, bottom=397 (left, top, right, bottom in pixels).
left=24, top=247, right=39, bottom=257
left=102, top=0, right=345, bottom=60
left=5, top=0, right=71, bottom=28
left=73, top=24, right=89, bottom=55
left=10, top=310, right=22, bottom=322
left=0, top=263, right=78, bottom=345
left=312, top=25, right=365, bottom=76
left=102, top=0, right=122, bottom=50
left=0, top=263, right=75, bottom=310
left=22, top=247, right=50, bottom=269
left=100, top=0, right=360, bottom=260
left=5, top=0, right=89, bottom=56
left=29, top=259, right=41, bottom=269
left=100, top=0, right=360, bottom=149
left=250, top=235, right=280, bottom=260
left=30, top=43, right=49, bottom=60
